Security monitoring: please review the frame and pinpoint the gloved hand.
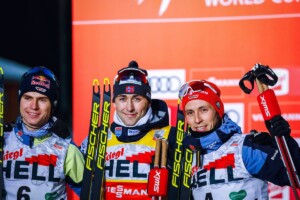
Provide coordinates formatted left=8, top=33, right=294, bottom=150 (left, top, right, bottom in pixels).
left=249, top=129, right=276, bottom=148
left=265, top=115, right=291, bottom=137
left=183, top=135, right=202, bottom=151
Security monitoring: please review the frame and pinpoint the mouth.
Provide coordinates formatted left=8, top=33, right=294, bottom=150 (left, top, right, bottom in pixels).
left=123, top=112, right=137, bottom=117
left=195, top=126, right=206, bottom=132
left=27, top=112, right=39, bottom=118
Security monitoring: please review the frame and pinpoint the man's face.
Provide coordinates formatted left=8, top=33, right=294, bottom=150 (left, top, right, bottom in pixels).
left=184, top=99, right=219, bottom=132
left=114, top=94, right=150, bottom=126
left=20, top=91, right=51, bottom=130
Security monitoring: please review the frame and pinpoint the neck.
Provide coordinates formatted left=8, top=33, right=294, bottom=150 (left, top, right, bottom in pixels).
left=23, top=121, right=41, bottom=131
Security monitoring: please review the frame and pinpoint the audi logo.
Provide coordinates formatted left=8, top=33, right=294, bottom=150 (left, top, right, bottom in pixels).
left=149, top=76, right=182, bottom=93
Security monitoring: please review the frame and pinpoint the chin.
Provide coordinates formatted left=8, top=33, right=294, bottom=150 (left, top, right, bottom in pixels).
left=124, top=122, right=136, bottom=126
left=194, top=129, right=206, bottom=132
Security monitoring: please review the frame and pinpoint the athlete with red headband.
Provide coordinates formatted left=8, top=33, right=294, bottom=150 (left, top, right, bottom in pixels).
left=180, top=80, right=300, bottom=199
left=80, top=61, right=172, bottom=199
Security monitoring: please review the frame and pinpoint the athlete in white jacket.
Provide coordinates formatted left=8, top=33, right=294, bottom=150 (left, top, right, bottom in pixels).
left=180, top=80, right=300, bottom=200
left=3, top=66, right=84, bottom=199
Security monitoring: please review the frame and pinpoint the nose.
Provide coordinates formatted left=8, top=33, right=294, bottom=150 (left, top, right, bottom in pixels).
left=126, top=100, right=134, bottom=111
left=30, top=99, right=39, bottom=110
left=194, top=113, right=202, bottom=124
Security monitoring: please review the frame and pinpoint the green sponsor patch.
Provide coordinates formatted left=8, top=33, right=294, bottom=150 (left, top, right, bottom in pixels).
left=229, top=190, right=247, bottom=200
left=45, top=192, right=59, bottom=200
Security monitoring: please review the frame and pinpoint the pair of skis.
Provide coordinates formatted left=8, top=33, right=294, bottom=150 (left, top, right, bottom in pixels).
left=240, top=63, right=300, bottom=199
left=168, top=99, right=195, bottom=200
left=80, top=78, right=111, bottom=200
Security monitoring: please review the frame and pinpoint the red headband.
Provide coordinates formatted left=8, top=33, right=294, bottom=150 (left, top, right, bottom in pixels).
left=181, top=80, right=224, bottom=118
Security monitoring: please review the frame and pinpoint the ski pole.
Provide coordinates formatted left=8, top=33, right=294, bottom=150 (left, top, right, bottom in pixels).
left=148, top=138, right=169, bottom=200
left=160, top=139, right=168, bottom=200
left=240, top=63, right=300, bottom=199
left=255, top=78, right=300, bottom=200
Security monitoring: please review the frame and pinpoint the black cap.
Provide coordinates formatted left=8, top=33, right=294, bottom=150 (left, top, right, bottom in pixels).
left=113, top=61, right=151, bottom=102
left=18, top=66, right=60, bottom=113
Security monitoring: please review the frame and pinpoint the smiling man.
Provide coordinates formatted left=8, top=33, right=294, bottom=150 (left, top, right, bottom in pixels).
left=181, top=80, right=300, bottom=200
left=80, top=61, right=172, bottom=199
left=3, top=66, right=84, bottom=199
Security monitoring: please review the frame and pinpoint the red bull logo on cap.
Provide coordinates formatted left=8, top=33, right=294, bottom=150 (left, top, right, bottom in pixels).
left=31, top=75, right=51, bottom=89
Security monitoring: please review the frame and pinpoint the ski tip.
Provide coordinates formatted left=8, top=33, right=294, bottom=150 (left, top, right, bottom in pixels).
left=93, top=79, right=100, bottom=86
left=103, top=77, right=110, bottom=85
left=92, top=79, right=101, bottom=94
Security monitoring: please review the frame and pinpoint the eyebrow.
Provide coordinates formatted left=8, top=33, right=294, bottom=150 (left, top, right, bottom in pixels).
left=22, top=94, right=49, bottom=100
left=118, top=94, right=142, bottom=98
left=185, top=105, right=208, bottom=112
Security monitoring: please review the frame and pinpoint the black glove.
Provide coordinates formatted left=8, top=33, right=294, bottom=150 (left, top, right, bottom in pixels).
left=183, top=135, right=202, bottom=151
left=249, top=129, right=276, bottom=148
left=265, top=115, right=291, bottom=137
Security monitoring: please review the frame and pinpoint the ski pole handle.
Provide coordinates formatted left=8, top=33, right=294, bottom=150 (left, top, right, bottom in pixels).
left=256, top=80, right=281, bottom=121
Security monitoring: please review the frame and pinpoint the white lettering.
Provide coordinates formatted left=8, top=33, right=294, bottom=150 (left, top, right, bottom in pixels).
left=207, top=77, right=239, bottom=87
left=252, top=114, right=264, bottom=121
left=154, top=170, right=161, bottom=192
left=282, top=113, right=300, bottom=121
left=116, top=185, right=123, bottom=198
left=205, top=0, right=264, bottom=7
left=106, top=185, right=148, bottom=198
left=123, top=189, right=132, bottom=195
left=252, top=113, right=300, bottom=122
left=272, top=0, right=299, bottom=3
left=260, top=95, right=271, bottom=117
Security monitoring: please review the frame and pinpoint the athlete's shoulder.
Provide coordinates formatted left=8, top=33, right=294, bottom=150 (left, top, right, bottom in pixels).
left=4, top=123, right=13, bottom=132
left=49, top=117, right=71, bottom=139
left=243, top=130, right=276, bottom=148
